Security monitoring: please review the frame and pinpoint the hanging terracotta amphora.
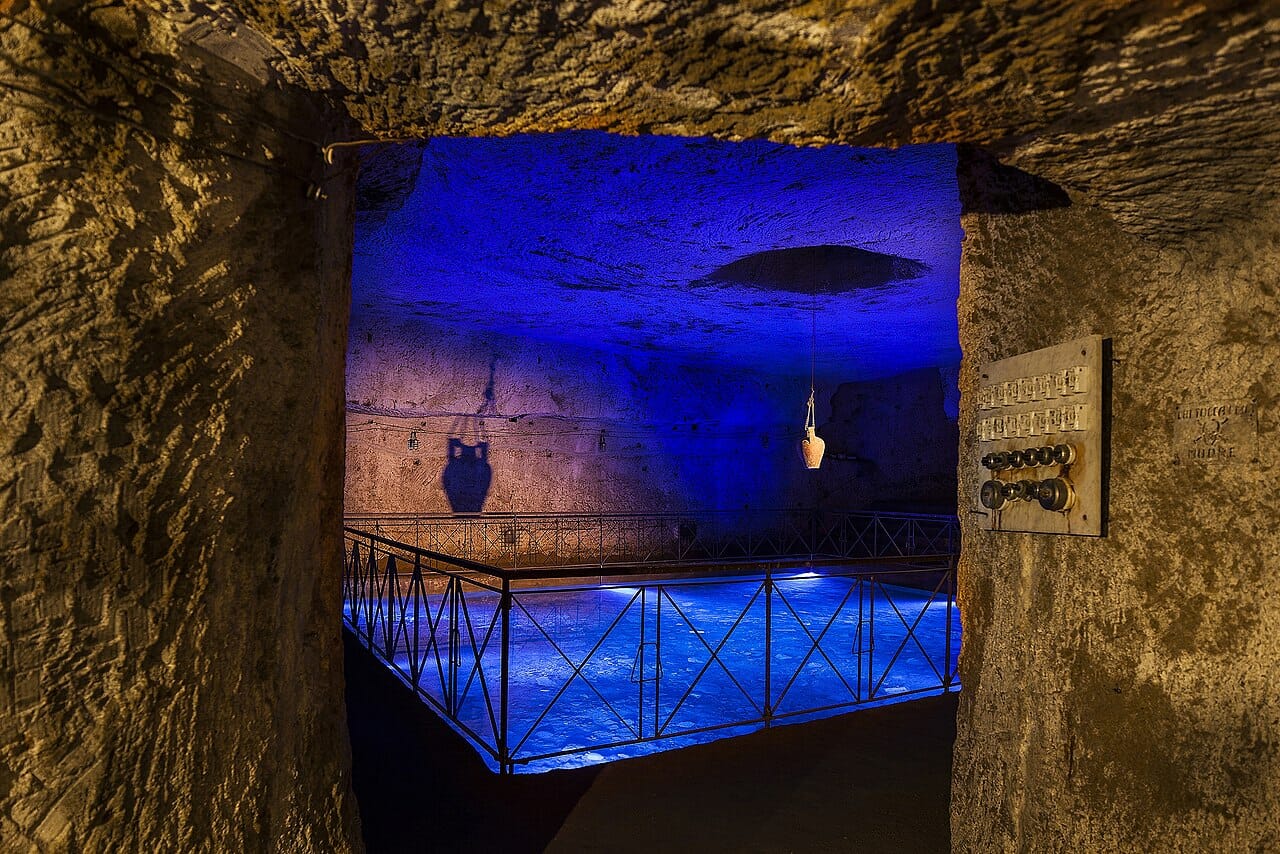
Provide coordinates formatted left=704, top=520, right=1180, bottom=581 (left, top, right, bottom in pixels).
left=801, top=390, right=825, bottom=469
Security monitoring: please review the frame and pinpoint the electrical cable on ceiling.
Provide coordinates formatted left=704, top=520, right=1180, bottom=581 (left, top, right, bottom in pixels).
left=323, top=138, right=423, bottom=163
left=0, top=75, right=316, bottom=186
left=0, top=9, right=324, bottom=150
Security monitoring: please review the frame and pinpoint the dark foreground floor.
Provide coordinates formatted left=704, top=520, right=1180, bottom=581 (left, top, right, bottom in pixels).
left=344, top=632, right=956, bottom=853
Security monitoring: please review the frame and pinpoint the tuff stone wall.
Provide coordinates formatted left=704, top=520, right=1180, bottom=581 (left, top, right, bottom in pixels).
left=154, top=0, right=1279, bottom=242
left=4, top=1, right=1278, bottom=852
left=950, top=151, right=1280, bottom=851
left=0, top=7, right=359, bottom=851
left=343, top=318, right=957, bottom=515
left=815, top=368, right=958, bottom=513
left=344, top=321, right=811, bottom=514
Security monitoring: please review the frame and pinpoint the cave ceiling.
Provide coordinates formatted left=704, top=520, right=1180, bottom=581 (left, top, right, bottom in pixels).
left=135, top=0, right=1279, bottom=242
left=353, top=133, right=962, bottom=379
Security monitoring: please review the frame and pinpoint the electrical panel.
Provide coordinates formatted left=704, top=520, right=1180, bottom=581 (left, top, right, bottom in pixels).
left=975, top=335, right=1107, bottom=536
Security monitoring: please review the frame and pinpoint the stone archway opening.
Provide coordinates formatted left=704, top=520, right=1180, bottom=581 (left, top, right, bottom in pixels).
left=337, top=129, right=973, bottom=847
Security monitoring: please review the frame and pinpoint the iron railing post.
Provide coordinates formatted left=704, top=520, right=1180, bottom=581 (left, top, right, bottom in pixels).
left=764, top=570, right=773, bottom=726
left=410, top=554, right=423, bottom=686
left=944, top=555, right=955, bottom=688
left=638, top=586, right=647, bottom=739
left=499, top=578, right=512, bottom=774
left=868, top=576, right=876, bottom=699
left=654, top=588, right=662, bottom=739
left=449, top=577, right=460, bottom=717
left=385, top=553, right=399, bottom=659
left=855, top=577, right=864, bottom=700
left=364, top=540, right=378, bottom=648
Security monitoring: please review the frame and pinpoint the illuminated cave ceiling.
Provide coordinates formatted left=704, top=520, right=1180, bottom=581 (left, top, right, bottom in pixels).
left=353, top=133, right=961, bottom=380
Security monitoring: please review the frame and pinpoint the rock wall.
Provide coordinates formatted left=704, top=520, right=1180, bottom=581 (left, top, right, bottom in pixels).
left=950, top=150, right=1280, bottom=851
left=815, top=368, right=958, bottom=513
left=167, top=0, right=1279, bottom=242
left=345, top=320, right=813, bottom=514
left=0, top=7, right=360, bottom=851
left=344, top=316, right=959, bottom=519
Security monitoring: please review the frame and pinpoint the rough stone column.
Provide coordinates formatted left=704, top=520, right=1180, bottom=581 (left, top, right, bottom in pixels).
left=0, top=6, right=360, bottom=850
left=950, top=148, right=1280, bottom=851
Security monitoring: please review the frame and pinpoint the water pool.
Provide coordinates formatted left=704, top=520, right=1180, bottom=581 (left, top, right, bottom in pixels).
left=345, top=563, right=960, bottom=773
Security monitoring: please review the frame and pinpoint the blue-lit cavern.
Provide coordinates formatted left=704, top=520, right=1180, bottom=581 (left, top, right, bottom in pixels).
left=344, top=131, right=963, bottom=771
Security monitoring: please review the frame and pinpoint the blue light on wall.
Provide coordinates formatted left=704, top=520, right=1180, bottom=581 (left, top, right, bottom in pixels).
left=347, top=132, right=962, bottom=514
left=352, top=132, right=961, bottom=382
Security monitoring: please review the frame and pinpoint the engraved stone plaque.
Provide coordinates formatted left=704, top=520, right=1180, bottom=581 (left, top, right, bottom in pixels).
left=1173, top=399, right=1258, bottom=464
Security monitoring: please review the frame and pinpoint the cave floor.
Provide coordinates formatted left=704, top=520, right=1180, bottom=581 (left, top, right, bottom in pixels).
left=345, top=632, right=955, bottom=852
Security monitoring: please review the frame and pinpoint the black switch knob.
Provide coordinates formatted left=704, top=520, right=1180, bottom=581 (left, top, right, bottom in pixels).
left=1052, top=444, right=1076, bottom=466
left=1022, top=448, right=1041, bottom=468
left=1007, top=450, right=1026, bottom=468
left=980, top=480, right=1006, bottom=509
left=981, top=453, right=1000, bottom=470
left=991, top=451, right=1011, bottom=470
left=1002, top=479, right=1037, bottom=502
left=1035, top=446, right=1057, bottom=466
left=1036, top=477, right=1076, bottom=511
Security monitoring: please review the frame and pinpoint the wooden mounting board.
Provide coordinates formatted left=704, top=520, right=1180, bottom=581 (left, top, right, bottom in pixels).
left=975, top=335, right=1106, bottom=536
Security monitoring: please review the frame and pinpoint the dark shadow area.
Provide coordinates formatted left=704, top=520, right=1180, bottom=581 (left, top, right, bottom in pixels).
left=956, top=144, right=1072, bottom=214
left=356, top=142, right=426, bottom=229
left=548, top=692, right=957, bottom=852
left=698, top=244, right=929, bottom=294
left=347, top=630, right=956, bottom=853
left=442, top=358, right=496, bottom=513
left=441, top=439, right=491, bottom=512
left=344, top=632, right=601, bottom=853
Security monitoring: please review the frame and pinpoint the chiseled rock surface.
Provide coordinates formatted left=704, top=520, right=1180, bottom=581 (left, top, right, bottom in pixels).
left=343, top=320, right=819, bottom=515
left=2, top=0, right=1277, bottom=851
left=148, top=0, right=1278, bottom=240
left=953, top=150, right=1280, bottom=852
left=0, top=5, right=359, bottom=851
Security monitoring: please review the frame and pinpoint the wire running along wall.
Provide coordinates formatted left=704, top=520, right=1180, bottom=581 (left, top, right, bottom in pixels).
left=342, top=511, right=960, bottom=773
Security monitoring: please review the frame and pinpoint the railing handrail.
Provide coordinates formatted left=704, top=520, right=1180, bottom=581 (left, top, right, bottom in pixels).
left=343, top=525, right=510, bottom=581
left=345, top=510, right=959, bottom=576
left=341, top=523, right=959, bottom=773
left=345, top=508, right=958, bottom=523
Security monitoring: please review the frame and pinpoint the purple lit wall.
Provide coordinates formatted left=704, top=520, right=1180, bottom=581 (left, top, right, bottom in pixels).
left=347, top=133, right=962, bottom=514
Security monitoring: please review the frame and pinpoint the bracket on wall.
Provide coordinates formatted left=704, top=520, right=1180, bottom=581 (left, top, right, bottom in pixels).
left=974, top=334, right=1110, bottom=536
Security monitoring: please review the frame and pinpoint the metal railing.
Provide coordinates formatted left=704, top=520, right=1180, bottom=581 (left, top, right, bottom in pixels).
left=342, top=510, right=960, bottom=774
left=343, top=509, right=959, bottom=570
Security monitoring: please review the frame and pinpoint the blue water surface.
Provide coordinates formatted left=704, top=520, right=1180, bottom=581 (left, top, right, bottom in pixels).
left=346, top=567, right=960, bottom=773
